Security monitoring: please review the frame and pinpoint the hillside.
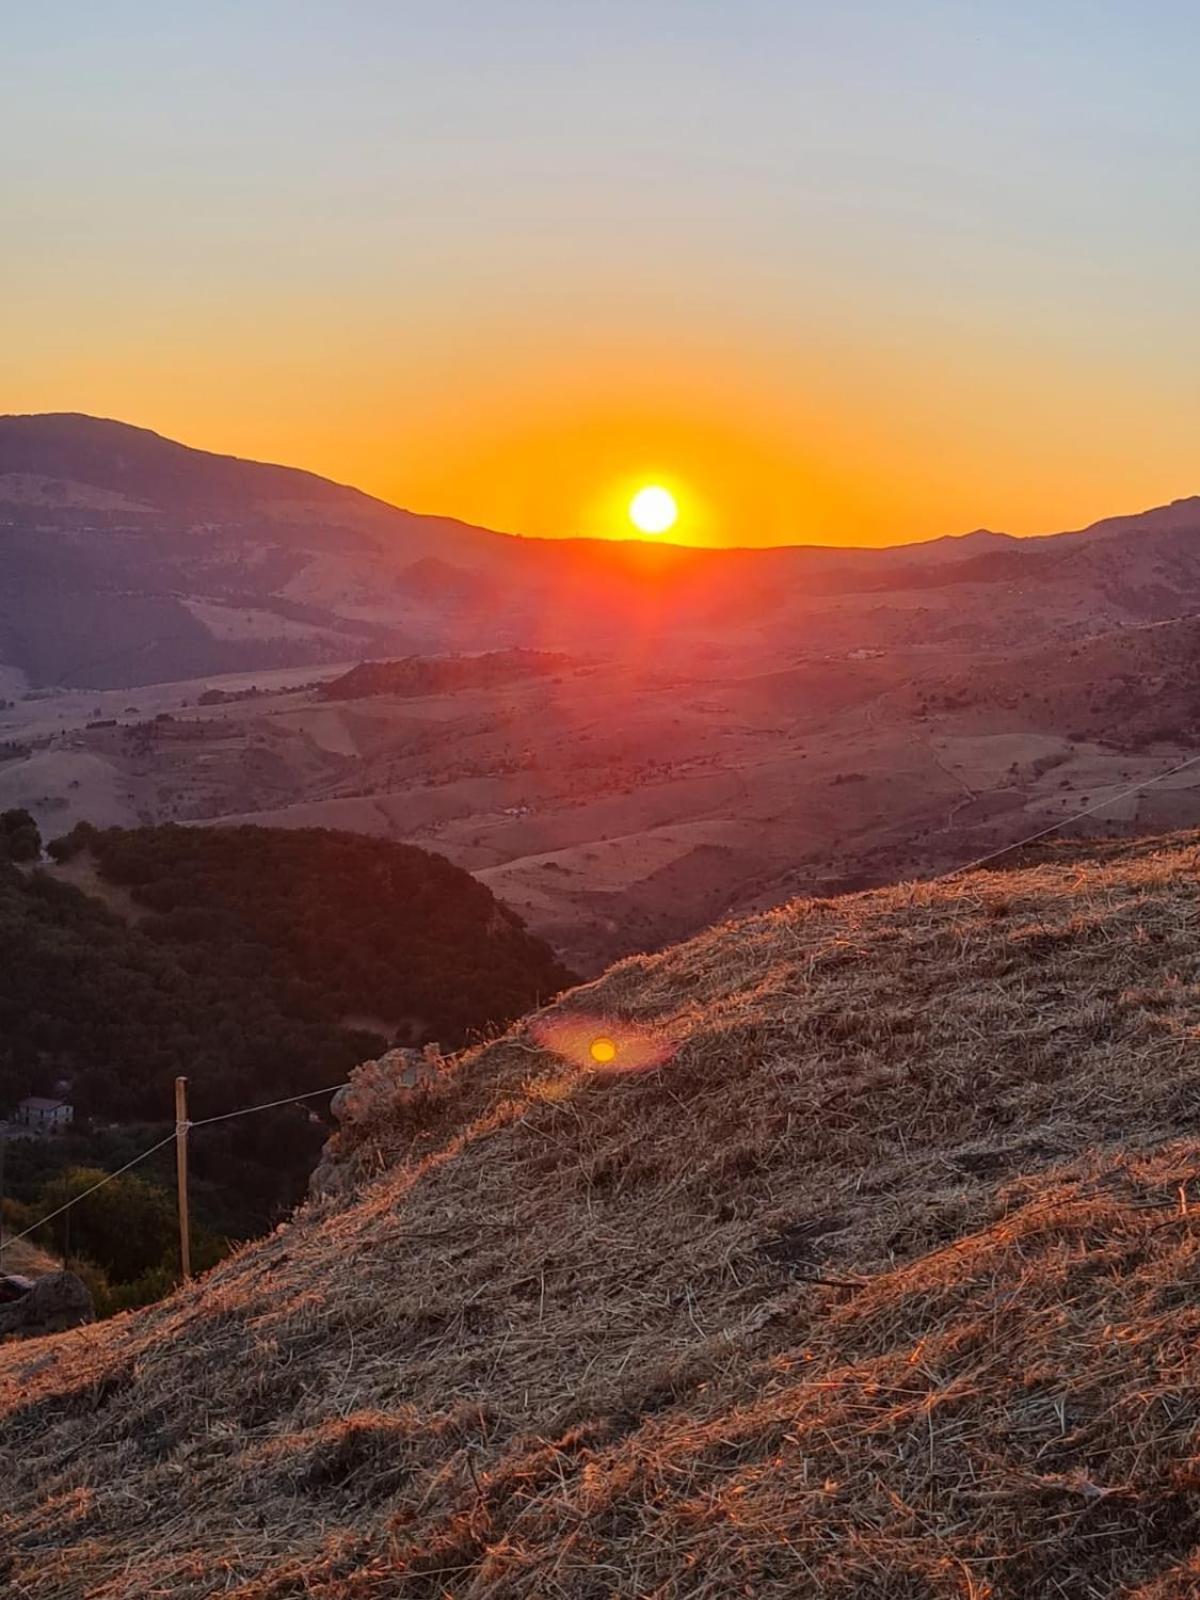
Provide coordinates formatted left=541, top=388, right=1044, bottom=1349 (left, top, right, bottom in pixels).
left=9, top=416, right=1200, bottom=986
left=0, top=821, right=573, bottom=1267
left=10, top=613, right=1200, bottom=982
left=8, top=413, right=1200, bottom=691
left=0, top=413, right=512, bottom=689
left=3, top=821, right=572, bottom=1123
left=909, top=612, right=1200, bottom=752
left=319, top=649, right=572, bottom=702
left=8, top=832, right=1200, bottom=1594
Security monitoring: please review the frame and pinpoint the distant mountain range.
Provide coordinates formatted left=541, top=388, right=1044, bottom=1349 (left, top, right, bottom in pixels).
left=4, top=411, right=1200, bottom=688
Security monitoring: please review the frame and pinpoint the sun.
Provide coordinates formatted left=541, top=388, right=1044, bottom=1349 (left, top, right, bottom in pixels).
left=628, top=485, right=678, bottom=536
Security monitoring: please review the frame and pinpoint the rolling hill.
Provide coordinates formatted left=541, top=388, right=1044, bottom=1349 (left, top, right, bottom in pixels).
left=1, top=819, right=574, bottom=1123
left=10, top=412, right=1200, bottom=995
left=7, top=412, right=1200, bottom=690
left=0, top=413, right=514, bottom=688
left=7, top=831, right=1200, bottom=1594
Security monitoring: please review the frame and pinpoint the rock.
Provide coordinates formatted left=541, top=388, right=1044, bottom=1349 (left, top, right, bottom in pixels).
left=332, top=1048, right=441, bottom=1127
left=310, top=1044, right=445, bottom=1199
left=0, top=1271, right=94, bottom=1339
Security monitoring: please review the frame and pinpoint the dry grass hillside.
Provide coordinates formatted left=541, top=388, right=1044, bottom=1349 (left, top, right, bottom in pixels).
left=10, top=833, right=1200, bottom=1595
left=0, top=1234, right=59, bottom=1278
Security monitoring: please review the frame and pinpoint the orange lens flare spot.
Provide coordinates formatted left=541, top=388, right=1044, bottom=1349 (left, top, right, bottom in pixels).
left=532, top=1013, right=677, bottom=1076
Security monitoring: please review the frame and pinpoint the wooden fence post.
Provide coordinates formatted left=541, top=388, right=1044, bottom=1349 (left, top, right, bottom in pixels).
left=174, top=1076, right=191, bottom=1281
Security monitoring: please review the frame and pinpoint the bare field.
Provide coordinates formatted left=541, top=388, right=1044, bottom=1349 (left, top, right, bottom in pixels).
left=7, top=626, right=1200, bottom=970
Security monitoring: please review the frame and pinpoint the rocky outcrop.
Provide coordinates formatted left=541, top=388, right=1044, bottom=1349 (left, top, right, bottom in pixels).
left=310, top=1046, right=444, bottom=1199
left=0, top=1271, right=93, bottom=1339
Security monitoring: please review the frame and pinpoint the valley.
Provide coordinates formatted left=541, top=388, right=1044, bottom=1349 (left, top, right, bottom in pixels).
left=4, top=629, right=1200, bottom=974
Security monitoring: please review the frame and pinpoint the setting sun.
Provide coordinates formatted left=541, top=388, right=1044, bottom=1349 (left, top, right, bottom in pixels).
left=629, top=485, right=678, bottom=536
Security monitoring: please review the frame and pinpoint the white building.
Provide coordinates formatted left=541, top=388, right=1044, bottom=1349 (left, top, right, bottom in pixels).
left=14, top=1097, right=73, bottom=1132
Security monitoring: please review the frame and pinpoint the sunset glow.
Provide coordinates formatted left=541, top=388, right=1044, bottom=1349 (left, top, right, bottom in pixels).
left=8, top=8, right=1200, bottom=547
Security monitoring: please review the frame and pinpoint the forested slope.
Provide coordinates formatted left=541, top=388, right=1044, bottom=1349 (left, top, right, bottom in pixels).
left=0, top=821, right=575, bottom=1121
left=0, top=821, right=574, bottom=1274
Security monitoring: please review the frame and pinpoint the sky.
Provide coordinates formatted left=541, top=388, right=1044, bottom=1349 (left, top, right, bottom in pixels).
left=4, top=1, right=1200, bottom=547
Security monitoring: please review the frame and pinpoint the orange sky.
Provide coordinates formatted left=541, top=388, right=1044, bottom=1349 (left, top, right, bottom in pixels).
left=12, top=312, right=1195, bottom=549
left=10, top=286, right=1197, bottom=551
left=7, top=7, right=1200, bottom=548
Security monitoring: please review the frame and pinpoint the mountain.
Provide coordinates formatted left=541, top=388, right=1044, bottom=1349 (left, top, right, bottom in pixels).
left=4, top=829, right=1200, bottom=1595
left=6, top=412, right=1200, bottom=689
left=9, top=413, right=1200, bottom=981
left=0, top=413, right=513, bottom=689
left=0, top=412, right=506, bottom=547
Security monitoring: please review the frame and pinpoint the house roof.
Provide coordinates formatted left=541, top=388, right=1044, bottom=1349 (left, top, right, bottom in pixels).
left=18, top=1097, right=69, bottom=1112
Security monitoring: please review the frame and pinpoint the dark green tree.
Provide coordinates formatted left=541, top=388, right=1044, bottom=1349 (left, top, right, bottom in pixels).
left=0, top=808, right=41, bottom=863
left=34, top=1167, right=179, bottom=1282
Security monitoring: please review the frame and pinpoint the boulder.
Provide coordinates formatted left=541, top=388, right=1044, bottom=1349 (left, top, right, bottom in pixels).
left=310, top=1045, right=444, bottom=1199
left=0, top=1273, right=35, bottom=1304
left=0, top=1271, right=94, bottom=1338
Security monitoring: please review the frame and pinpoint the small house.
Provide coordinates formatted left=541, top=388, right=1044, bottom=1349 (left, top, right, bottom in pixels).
left=14, top=1097, right=73, bottom=1132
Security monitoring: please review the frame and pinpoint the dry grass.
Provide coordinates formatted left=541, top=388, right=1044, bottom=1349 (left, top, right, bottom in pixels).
left=8, top=831, right=1200, bottom=1595
left=0, top=1234, right=60, bottom=1279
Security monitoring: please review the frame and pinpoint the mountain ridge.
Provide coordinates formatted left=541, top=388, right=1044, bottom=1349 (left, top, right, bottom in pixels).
left=4, top=410, right=1196, bottom=556
left=0, top=411, right=456, bottom=525
left=6, top=411, right=1200, bottom=689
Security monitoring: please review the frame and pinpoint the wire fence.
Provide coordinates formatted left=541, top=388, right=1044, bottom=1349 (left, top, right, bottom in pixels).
left=0, top=1079, right=351, bottom=1260
left=932, top=748, right=1200, bottom=885
left=0, top=1130, right=179, bottom=1253
left=187, top=1081, right=350, bottom=1129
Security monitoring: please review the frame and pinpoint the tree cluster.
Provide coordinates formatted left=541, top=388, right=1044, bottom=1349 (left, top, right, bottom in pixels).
left=48, top=822, right=574, bottom=1059
left=0, top=821, right=574, bottom=1255
left=0, top=808, right=41, bottom=863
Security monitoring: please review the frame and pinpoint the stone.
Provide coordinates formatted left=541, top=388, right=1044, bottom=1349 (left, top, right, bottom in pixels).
left=310, top=1044, right=445, bottom=1198
left=0, top=1271, right=94, bottom=1339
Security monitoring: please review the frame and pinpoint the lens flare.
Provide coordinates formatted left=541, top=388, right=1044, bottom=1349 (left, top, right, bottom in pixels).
left=532, top=1013, right=677, bottom=1075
